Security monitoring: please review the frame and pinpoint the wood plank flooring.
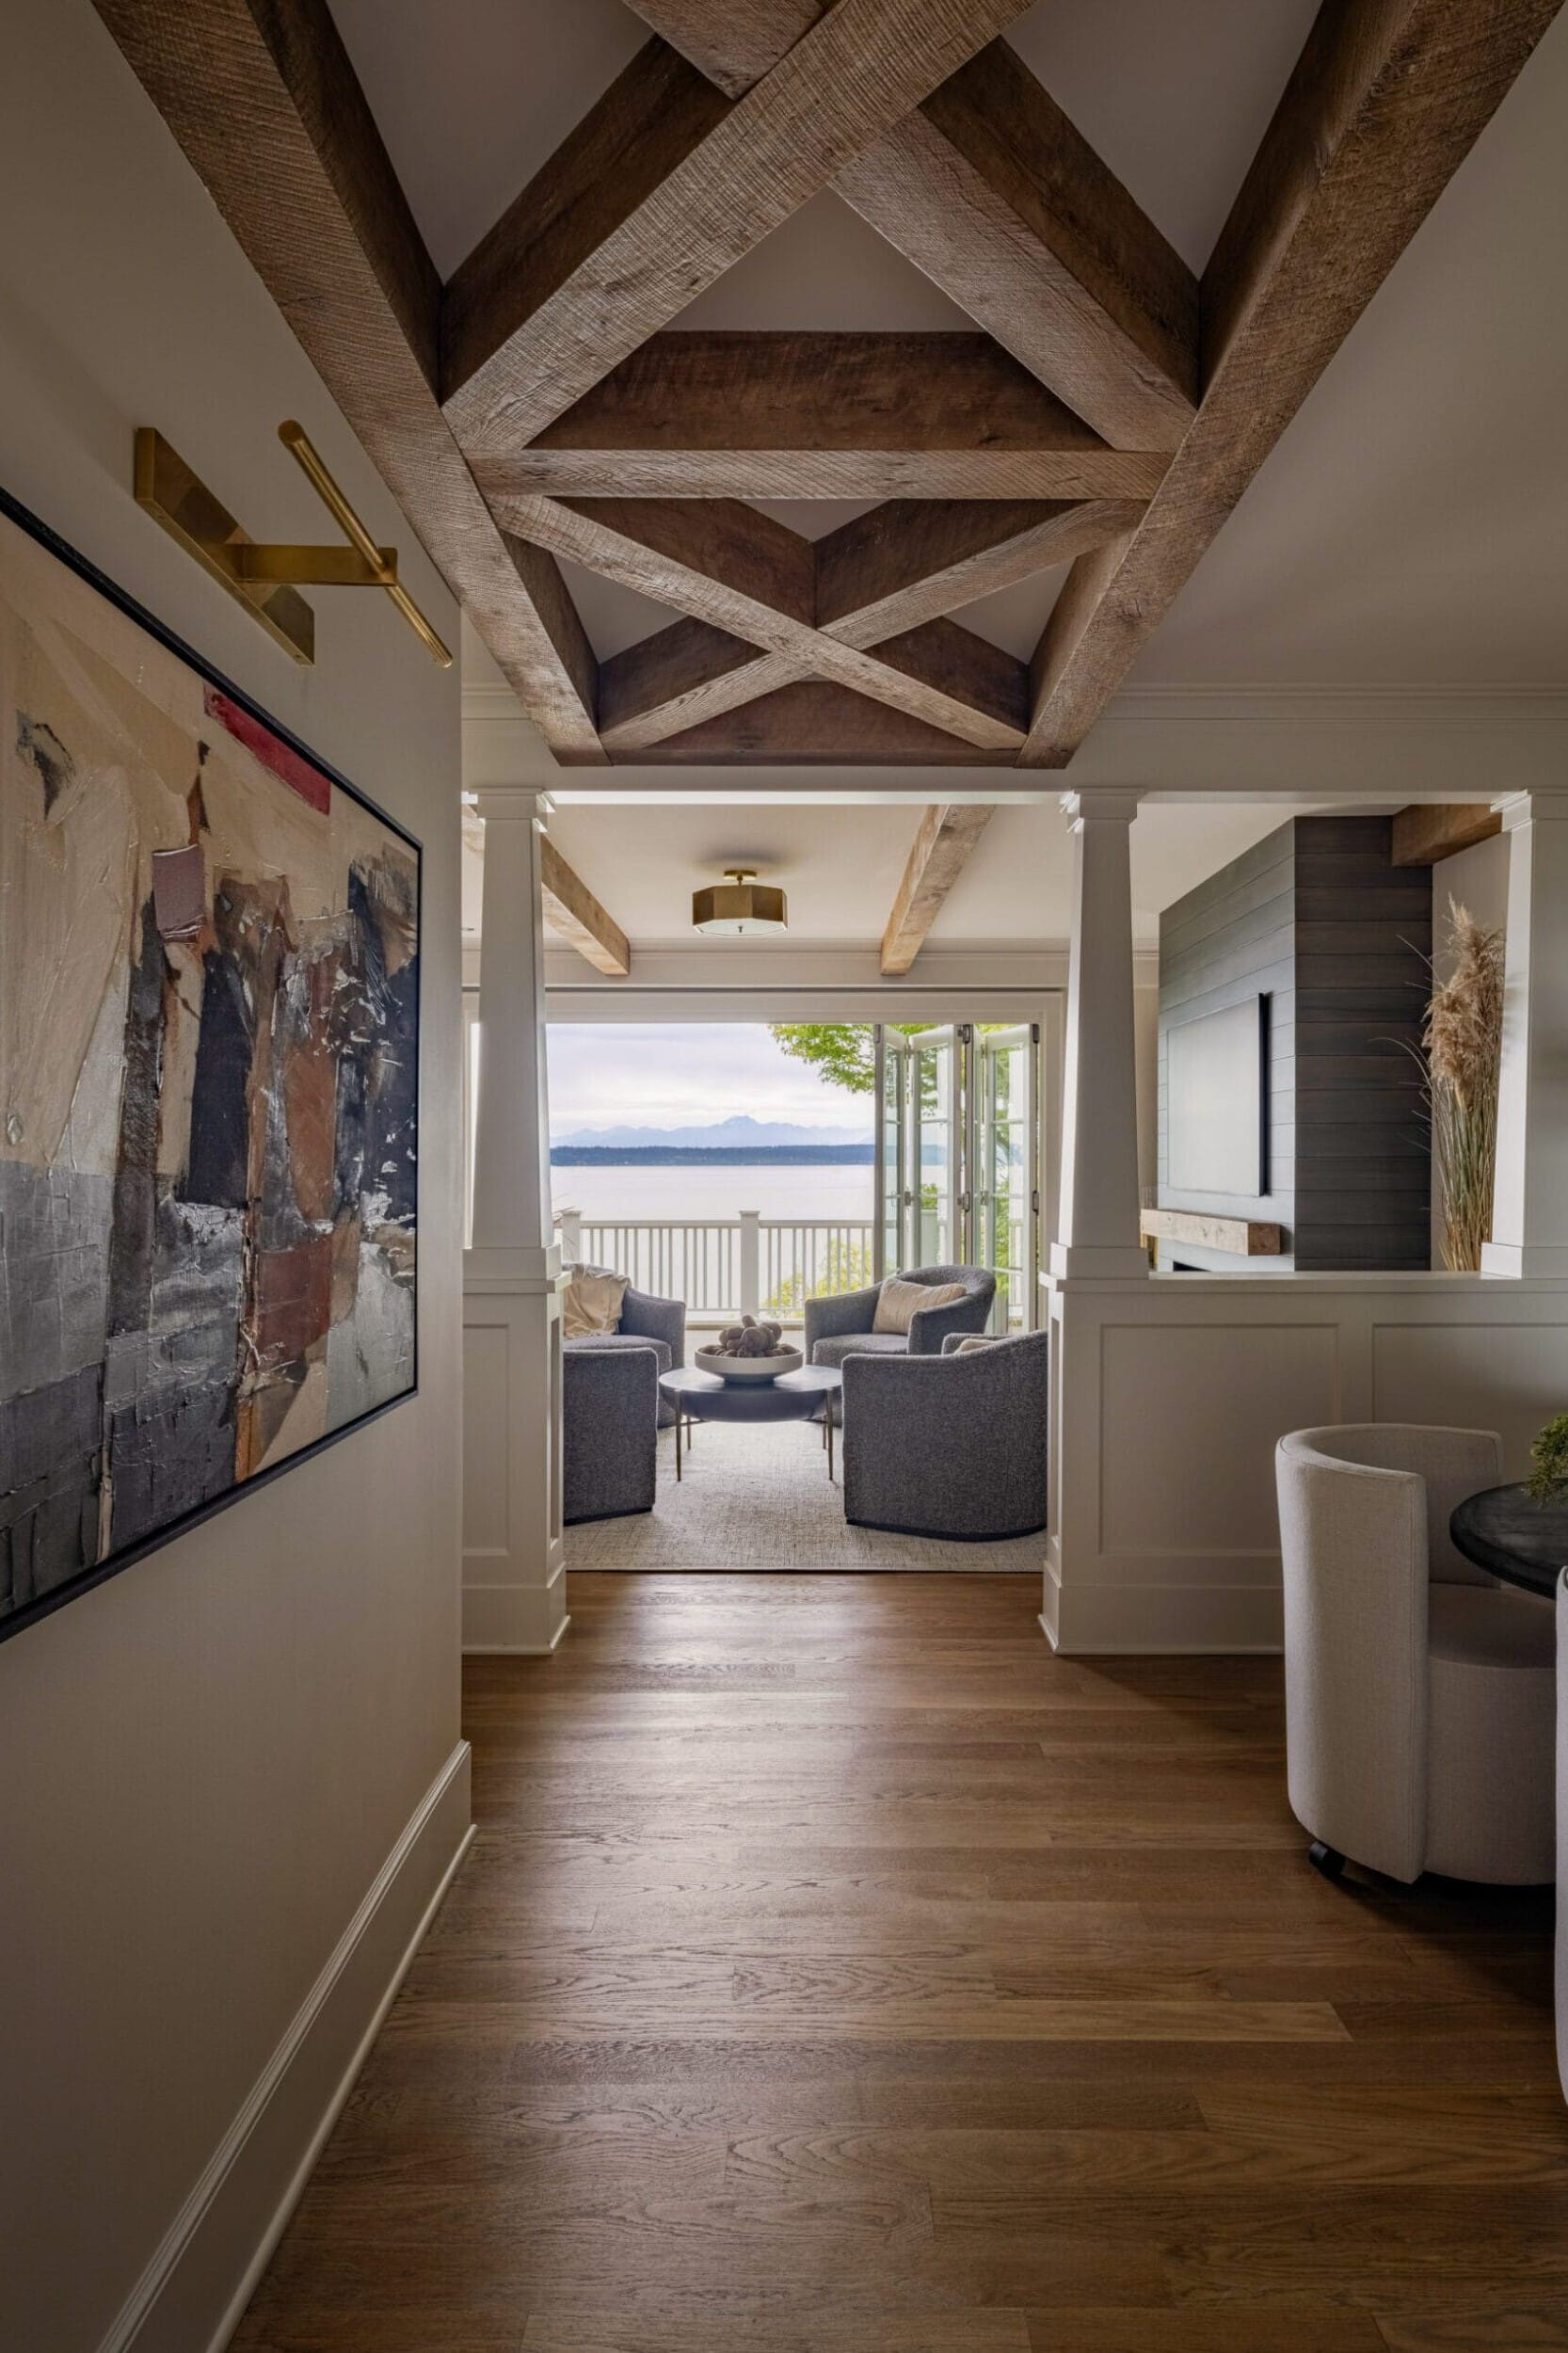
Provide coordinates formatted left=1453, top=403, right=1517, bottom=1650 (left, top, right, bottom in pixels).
left=232, top=1575, right=1567, bottom=2353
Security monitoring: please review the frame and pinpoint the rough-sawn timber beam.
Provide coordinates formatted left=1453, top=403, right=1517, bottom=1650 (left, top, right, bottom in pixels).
left=623, top=5, right=1198, bottom=449
left=91, top=0, right=604, bottom=762
left=539, top=834, right=632, bottom=977
left=881, top=804, right=997, bottom=974
left=1021, top=0, right=1566, bottom=768
left=441, top=0, right=1034, bottom=452
left=494, top=333, right=1170, bottom=501
left=596, top=497, right=1140, bottom=752
left=496, top=494, right=1031, bottom=753
left=1390, top=803, right=1503, bottom=866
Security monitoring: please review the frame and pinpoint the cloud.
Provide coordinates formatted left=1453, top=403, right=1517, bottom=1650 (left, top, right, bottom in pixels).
left=545, top=1023, right=868, bottom=1133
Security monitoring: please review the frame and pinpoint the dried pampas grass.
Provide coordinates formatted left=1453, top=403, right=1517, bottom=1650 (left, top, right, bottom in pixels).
left=1421, top=901, right=1505, bottom=1272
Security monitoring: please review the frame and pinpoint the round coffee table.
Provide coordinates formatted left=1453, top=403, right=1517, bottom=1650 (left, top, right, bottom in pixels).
left=1450, top=1482, right=1568, bottom=1600
left=659, top=1365, right=844, bottom=1481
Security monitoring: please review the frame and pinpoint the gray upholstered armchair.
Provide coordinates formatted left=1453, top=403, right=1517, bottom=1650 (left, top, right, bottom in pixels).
left=805, top=1265, right=997, bottom=1370
left=840, top=1328, right=1048, bottom=1541
left=562, top=1272, right=685, bottom=1428
left=563, top=1344, right=658, bottom=1525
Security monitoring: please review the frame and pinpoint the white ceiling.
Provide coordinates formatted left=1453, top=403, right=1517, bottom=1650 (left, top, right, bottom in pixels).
left=462, top=795, right=1324, bottom=950
left=330, top=0, right=1568, bottom=689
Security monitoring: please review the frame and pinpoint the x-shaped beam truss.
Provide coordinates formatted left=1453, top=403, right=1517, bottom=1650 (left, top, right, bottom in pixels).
left=96, top=0, right=1563, bottom=772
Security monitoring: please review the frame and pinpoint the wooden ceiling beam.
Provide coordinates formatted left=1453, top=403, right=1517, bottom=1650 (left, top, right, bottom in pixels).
left=496, top=494, right=1031, bottom=753
left=597, top=497, right=1132, bottom=752
left=1021, top=0, right=1564, bottom=768
left=881, top=804, right=997, bottom=974
left=624, top=7, right=1197, bottom=448
left=539, top=834, right=632, bottom=977
left=440, top=0, right=1033, bottom=455
left=489, top=332, right=1169, bottom=501
left=608, top=680, right=1023, bottom=766
left=91, top=0, right=604, bottom=762
left=1390, top=803, right=1503, bottom=867
left=813, top=497, right=1143, bottom=640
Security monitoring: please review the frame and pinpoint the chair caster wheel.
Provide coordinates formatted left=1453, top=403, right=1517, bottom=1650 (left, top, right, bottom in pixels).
left=1308, top=1840, right=1347, bottom=1881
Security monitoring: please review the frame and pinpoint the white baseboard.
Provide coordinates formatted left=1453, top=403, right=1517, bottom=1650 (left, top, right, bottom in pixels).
left=1052, top=1580, right=1285, bottom=1655
left=462, top=1561, right=569, bottom=1653
left=99, top=1742, right=472, bottom=2353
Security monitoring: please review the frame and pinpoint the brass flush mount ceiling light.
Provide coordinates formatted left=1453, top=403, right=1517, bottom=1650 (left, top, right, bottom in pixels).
left=692, top=868, right=788, bottom=936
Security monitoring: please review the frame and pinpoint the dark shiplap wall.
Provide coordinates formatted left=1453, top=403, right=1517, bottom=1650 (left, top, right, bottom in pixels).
left=1159, top=825, right=1297, bottom=1270
left=1293, top=816, right=1432, bottom=1271
left=1158, top=817, right=1431, bottom=1273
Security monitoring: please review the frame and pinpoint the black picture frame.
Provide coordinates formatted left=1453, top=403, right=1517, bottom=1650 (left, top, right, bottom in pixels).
left=0, top=484, right=422, bottom=1646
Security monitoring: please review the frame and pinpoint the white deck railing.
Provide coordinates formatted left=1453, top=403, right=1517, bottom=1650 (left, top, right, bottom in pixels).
left=555, top=1210, right=873, bottom=1321
left=554, top=1209, right=1031, bottom=1327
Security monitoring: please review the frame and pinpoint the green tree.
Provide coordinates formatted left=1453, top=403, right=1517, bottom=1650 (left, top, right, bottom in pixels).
left=764, top=1238, right=876, bottom=1317
left=768, top=1023, right=883, bottom=1095
left=770, top=1021, right=1014, bottom=1096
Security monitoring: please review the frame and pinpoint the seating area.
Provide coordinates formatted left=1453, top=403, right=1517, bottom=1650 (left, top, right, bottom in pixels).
left=559, top=1258, right=1049, bottom=1553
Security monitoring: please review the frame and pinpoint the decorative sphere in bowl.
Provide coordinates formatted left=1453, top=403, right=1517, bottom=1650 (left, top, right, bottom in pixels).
left=694, top=1343, right=804, bottom=1384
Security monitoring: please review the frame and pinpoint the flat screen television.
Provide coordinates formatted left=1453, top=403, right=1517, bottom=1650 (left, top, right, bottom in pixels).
left=1166, top=997, right=1270, bottom=1196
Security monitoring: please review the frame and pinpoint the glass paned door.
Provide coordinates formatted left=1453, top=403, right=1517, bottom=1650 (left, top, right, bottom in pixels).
left=908, top=1026, right=962, bottom=1270
left=975, top=1024, right=1040, bottom=1329
left=874, top=1029, right=909, bottom=1278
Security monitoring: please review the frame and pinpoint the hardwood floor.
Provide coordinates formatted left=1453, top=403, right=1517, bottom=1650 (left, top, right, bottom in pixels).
left=233, top=1575, right=1566, bottom=2353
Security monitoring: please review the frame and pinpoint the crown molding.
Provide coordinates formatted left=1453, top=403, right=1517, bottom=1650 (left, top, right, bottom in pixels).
left=462, top=678, right=1568, bottom=800
left=1104, top=682, right=1568, bottom=725
left=462, top=936, right=1163, bottom=1001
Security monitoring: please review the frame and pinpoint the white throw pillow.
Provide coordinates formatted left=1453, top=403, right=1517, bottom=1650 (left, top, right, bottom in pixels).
left=562, top=1265, right=628, bottom=1339
left=872, top=1275, right=968, bottom=1336
left=951, top=1335, right=999, bottom=1355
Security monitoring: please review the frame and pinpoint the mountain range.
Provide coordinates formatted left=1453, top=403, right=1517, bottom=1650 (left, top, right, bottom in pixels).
left=552, top=1113, right=871, bottom=1150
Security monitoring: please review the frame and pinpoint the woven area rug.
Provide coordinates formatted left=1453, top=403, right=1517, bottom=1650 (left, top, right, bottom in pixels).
left=565, top=1417, right=1046, bottom=1573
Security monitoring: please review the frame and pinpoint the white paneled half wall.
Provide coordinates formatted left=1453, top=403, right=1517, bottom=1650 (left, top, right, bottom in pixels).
left=1043, top=1273, right=1568, bottom=1654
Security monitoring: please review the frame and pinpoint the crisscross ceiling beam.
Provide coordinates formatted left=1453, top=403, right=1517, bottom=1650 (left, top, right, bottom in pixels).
left=1020, top=0, right=1563, bottom=766
left=624, top=6, right=1199, bottom=450
left=494, top=494, right=1031, bottom=752
left=596, top=495, right=1142, bottom=752
left=97, top=0, right=1563, bottom=776
left=441, top=0, right=1034, bottom=454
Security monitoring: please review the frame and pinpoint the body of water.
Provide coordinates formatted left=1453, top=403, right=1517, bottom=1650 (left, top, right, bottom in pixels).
left=550, top=1158, right=876, bottom=1222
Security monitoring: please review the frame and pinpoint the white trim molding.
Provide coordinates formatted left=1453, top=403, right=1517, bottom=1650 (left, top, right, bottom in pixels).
left=98, top=1744, right=472, bottom=2353
left=464, top=680, right=1568, bottom=804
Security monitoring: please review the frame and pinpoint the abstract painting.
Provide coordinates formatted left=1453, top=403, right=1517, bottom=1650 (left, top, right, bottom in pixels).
left=0, top=492, right=419, bottom=1641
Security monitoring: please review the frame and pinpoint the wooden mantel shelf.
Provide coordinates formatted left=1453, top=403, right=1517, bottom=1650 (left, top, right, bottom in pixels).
left=1141, top=1209, right=1284, bottom=1257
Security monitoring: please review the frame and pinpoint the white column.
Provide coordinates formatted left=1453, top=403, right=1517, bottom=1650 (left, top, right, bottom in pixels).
left=1049, top=792, right=1148, bottom=1281
left=461, top=786, right=568, bottom=1652
left=1481, top=790, right=1568, bottom=1279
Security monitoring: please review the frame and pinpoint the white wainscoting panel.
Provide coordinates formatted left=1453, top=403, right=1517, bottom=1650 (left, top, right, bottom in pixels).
left=1045, top=1273, right=1568, bottom=1655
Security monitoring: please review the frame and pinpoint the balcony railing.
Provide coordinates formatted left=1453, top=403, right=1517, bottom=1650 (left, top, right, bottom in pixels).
left=554, top=1209, right=1031, bottom=1327
left=554, top=1210, right=873, bottom=1321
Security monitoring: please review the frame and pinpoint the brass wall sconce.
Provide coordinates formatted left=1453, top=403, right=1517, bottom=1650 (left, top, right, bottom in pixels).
left=134, top=420, right=452, bottom=668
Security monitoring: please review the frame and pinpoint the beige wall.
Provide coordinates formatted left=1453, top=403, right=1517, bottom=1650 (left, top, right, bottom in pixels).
left=0, top=7, right=465, bottom=2348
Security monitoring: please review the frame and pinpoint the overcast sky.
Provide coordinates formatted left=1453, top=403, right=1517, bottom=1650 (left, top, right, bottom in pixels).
left=547, top=1024, right=871, bottom=1135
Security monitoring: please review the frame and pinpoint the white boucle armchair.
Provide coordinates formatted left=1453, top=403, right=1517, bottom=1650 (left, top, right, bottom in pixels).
left=1275, top=1424, right=1555, bottom=1887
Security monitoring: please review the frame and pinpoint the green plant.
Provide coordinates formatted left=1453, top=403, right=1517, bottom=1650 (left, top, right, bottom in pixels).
left=764, top=1239, right=875, bottom=1317
left=1528, top=1413, right=1568, bottom=1505
left=1417, top=901, right=1506, bottom=1273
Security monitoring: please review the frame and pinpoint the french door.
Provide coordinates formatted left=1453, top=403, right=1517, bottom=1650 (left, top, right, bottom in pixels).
left=873, top=1023, right=1041, bottom=1330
